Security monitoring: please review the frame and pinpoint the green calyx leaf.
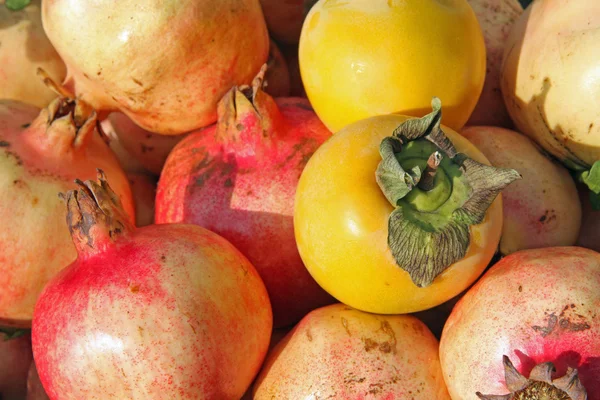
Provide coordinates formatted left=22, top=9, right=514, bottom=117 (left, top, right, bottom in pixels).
left=376, top=98, right=521, bottom=288
left=0, top=326, right=30, bottom=341
left=5, top=0, right=31, bottom=11
left=578, top=161, right=600, bottom=211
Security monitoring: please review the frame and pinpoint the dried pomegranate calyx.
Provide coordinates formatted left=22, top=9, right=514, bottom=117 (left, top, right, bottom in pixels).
left=476, top=355, right=587, bottom=400
left=216, top=63, right=284, bottom=146
left=61, top=170, right=134, bottom=255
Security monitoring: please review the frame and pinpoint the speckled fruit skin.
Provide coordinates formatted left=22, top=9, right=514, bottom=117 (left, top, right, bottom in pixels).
left=0, top=334, right=33, bottom=400
left=32, top=223, right=272, bottom=400
left=440, top=247, right=600, bottom=399
left=462, top=126, right=580, bottom=255
left=26, top=362, right=49, bottom=400
left=156, top=79, right=334, bottom=328
left=41, top=0, right=269, bottom=135
left=0, top=100, right=134, bottom=326
left=501, top=0, right=600, bottom=168
left=466, top=0, right=523, bottom=127
left=253, top=303, right=451, bottom=399
left=0, top=0, right=66, bottom=108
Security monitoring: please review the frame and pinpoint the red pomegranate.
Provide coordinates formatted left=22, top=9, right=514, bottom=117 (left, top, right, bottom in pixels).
left=0, top=85, right=134, bottom=327
left=440, top=247, right=600, bottom=398
left=31, top=172, right=272, bottom=399
left=156, top=65, right=334, bottom=328
left=41, top=0, right=269, bottom=134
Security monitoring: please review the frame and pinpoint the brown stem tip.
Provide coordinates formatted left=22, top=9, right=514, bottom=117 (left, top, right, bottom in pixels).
left=418, top=151, right=443, bottom=191
left=476, top=355, right=587, bottom=400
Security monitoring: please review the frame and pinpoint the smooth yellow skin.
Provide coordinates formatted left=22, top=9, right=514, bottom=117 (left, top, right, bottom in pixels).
left=299, top=0, right=486, bottom=133
left=294, top=114, right=503, bottom=314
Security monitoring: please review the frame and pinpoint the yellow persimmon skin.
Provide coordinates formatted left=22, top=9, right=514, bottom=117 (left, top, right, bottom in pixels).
left=299, top=0, right=486, bottom=133
left=294, top=114, right=503, bottom=314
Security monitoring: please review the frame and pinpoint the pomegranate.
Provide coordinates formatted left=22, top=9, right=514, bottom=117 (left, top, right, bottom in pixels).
left=108, top=113, right=188, bottom=176
left=31, top=172, right=272, bottom=399
left=253, top=303, right=451, bottom=399
left=439, top=247, right=600, bottom=398
left=0, top=332, right=33, bottom=400
left=100, top=118, right=147, bottom=174
left=128, top=173, right=156, bottom=227
left=41, top=0, right=269, bottom=135
left=476, top=355, right=587, bottom=400
left=0, top=0, right=66, bottom=108
left=462, top=126, right=581, bottom=255
left=264, top=40, right=291, bottom=98
left=156, top=65, right=334, bottom=328
left=0, top=88, right=134, bottom=327
left=26, top=362, right=49, bottom=400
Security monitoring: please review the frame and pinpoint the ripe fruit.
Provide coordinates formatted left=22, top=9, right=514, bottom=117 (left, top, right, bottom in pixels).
left=156, top=66, right=334, bottom=328
left=299, top=0, right=486, bottom=132
left=294, top=99, right=519, bottom=314
left=0, top=0, right=66, bottom=108
left=0, top=92, right=134, bottom=326
left=253, top=303, right=451, bottom=399
left=32, top=172, right=272, bottom=399
left=462, top=126, right=581, bottom=254
left=440, top=247, right=600, bottom=398
left=501, top=0, right=600, bottom=170
left=259, top=0, right=306, bottom=44
left=42, top=0, right=270, bottom=134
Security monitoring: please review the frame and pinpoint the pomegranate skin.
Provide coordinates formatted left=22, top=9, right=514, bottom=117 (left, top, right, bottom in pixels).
left=253, top=303, right=451, bottom=399
left=440, top=247, right=600, bottom=398
left=41, top=0, right=269, bottom=135
left=156, top=75, right=334, bottom=328
left=0, top=99, right=134, bottom=326
left=32, top=215, right=272, bottom=398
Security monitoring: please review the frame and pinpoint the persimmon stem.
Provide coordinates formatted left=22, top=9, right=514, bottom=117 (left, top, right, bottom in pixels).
left=418, top=151, right=442, bottom=191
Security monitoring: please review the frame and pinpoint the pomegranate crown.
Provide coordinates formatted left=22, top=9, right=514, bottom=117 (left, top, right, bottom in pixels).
left=60, top=170, right=133, bottom=255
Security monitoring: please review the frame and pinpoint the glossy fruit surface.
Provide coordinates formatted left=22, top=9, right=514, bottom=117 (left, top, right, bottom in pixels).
left=0, top=98, right=133, bottom=326
left=253, top=303, right=451, bottom=399
left=299, top=0, right=486, bottom=132
left=32, top=174, right=272, bottom=399
left=294, top=111, right=508, bottom=314
left=440, top=247, right=600, bottom=399
left=42, top=0, right=269, bottom=134
left=156, top=69, right=334, bottom=327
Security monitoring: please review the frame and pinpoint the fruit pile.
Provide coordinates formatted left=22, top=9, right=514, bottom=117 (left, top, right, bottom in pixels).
left=1, top=0, right=599, bottom=399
